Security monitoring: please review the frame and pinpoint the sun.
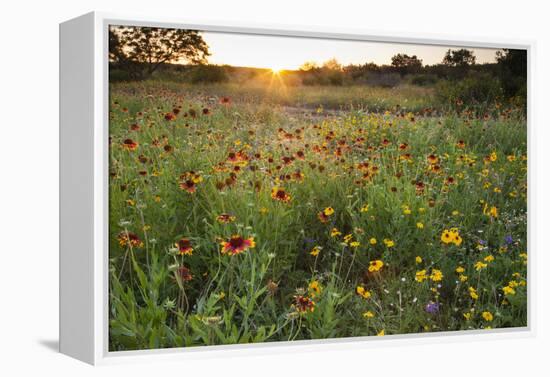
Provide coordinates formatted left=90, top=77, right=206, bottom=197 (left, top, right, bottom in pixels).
left=269, top=65, right=285, bottom=74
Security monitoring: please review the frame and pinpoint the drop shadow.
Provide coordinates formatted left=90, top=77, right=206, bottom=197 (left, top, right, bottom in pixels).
left=38, top=339, right=59, bottom=353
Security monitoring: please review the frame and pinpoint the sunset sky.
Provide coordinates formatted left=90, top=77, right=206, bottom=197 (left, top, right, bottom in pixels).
left=202, top=31, right=500, bottom=70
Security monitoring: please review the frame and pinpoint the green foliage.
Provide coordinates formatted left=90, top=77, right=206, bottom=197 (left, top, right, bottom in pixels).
left=108, top=80, right=527, bottom=351
left=496, top=49, right=527, bottom=107
left=188, top=65, right=229, bottom=84
left=442, top=49, right=476, bottom=67
left=410, top=74, right=438, bottom=87
left=365, top=72, right=401, bottom=88
left=391, top=54, right=423, bottom=76
left=436, top=72, right=504, bottom=110
left=302, top=67, right=345, bottom=86
left=109, top=26, right=210, bottom=79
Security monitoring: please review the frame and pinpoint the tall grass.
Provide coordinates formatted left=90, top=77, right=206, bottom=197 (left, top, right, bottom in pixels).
left=112, top=80, right=435, bottom=112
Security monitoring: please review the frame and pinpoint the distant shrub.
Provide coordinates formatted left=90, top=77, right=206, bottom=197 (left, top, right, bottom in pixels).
left=301, top=68, right=344, bottom=86
left=301, top=75, right=320, bottom=86
left=110, top=67, right=142, bottom=82
left=365, top=72, right=401, bottom=88
left=436, top=72, right=503, bottom=107
left=188, top=65, right=228, bottom=84
left=327, top=71, right=344, bottom=86
left=410, top=74, right=438, bottom=86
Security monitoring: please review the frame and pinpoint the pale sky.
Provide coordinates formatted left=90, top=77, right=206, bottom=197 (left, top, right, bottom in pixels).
left=202, top=31, right=500, bottom=70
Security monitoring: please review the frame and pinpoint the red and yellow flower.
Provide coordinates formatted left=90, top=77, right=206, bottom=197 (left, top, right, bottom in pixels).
left=427, top=154, right=439, bottom=165
left=117, top=231, right=143, bottom=248
left=122, top=138, right=139, bottom=151
left=226, top=150, right=249, bottom=166
left=293, top=295, right=315, bottom=313
left=164, top=112, right=177, bottom=121
left=179, top=171, right=203, bottom=193
left=176, top=238, right=193, bottom=256
left=317, top=206, right=334, bottom=223
left=176, top=265, right=193, bottom=282
left=271, top=187, right=291, bottom=203
left=220, top=235, right=256, bottom=255
left=216, top=213, right=236, bottom=224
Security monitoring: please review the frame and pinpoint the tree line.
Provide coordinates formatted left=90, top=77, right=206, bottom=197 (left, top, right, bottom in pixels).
left=109, top=26, right=527, bottom=105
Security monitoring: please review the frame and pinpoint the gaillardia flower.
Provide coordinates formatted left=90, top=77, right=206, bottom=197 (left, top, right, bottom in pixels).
left=122, top=138, right=139, bottom=151
left=427, top=154, right=439, bottom=165
left=176, top=265, right=193, bottom=282
left=220, top=235, right=255, bottom=255
left=216, top=213, right=236, bottom=224
left=179, top=171, right=203, bottom=193
left=164, top=112, right=176, bottom=121
left=226, top=150, right=249, bottom=166
left=271, top=187, right=291, bottom=203
left=293, top=295, right=315, bottom=313
left=176, top=238, right=193, bottom=256
left=117, top=231, right=143, bottom=248
left=317, top=212, right=329, bottom=223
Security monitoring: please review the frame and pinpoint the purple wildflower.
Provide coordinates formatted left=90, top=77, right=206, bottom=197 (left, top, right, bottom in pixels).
left=425, top=302, right=440, bottom=314
left=504, top=235, right=513, bottom=245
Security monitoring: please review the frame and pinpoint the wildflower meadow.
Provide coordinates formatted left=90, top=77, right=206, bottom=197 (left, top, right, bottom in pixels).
left=108, top=27, right=527, bottom=351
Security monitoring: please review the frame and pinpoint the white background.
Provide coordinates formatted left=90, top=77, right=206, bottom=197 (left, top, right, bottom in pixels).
left=1, top=0, right=548, bottom=374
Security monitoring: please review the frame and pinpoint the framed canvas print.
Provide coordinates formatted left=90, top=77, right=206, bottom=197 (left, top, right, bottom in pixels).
left=60, top=12, right=533, bottom=365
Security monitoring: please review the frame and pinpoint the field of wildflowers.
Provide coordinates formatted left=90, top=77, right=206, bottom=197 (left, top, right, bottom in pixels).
left=108, top=81, right=527, bottom=351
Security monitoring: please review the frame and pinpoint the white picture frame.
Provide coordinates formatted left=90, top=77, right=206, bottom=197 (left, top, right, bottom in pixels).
left=59, top=11, right=535, bottom=365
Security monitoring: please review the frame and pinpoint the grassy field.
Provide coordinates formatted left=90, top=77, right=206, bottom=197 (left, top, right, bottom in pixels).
left=112, top=80, right=435, bottom=112
left=108, top=80, right=527, bottom=351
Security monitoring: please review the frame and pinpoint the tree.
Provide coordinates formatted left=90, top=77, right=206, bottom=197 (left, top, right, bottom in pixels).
left=495, top=49, right=527, bottom=99
left=109, top=26, right=210, bottom=79
left=391, top=54, right=423, bottom=76
left=299, top=61, right=319, bottom=71
left=442, top=49, right=476, bottom=67
left=322, top=58, right=343, bottom=71
left=496, top=49, right=527, bottom=77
